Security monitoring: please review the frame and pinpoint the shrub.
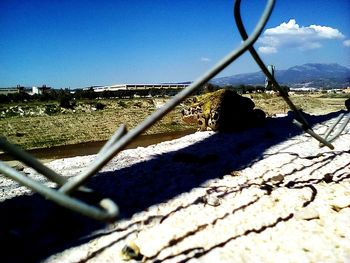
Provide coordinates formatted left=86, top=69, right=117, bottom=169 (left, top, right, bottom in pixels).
left=44, top=104, right=60, bottom=115
left=95, top=102, right=106, bottom=110
left=58, top=91, right=76, bottom=109
left=59, top=95, right=73, bottom=109
left=133, top=101, right=143, bottom=108
left=118, top=101, right=127, bottom=108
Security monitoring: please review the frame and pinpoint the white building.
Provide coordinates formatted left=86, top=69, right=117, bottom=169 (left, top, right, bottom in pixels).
left=92, top=83, right=190, bottom=92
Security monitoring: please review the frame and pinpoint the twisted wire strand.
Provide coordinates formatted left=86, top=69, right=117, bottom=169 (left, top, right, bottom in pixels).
left=58, top=0, right=276, bottom=195
left=0, top=0, right=342, bottom=220
left=233, top=0, right=334, bottom=149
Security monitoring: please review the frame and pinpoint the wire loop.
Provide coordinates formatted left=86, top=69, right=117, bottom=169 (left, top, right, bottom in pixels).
left=0, top=0, right=347, bottom=220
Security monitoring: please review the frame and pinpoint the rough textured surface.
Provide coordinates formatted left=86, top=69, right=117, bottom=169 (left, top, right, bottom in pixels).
left=1, top=111, right=350, bottom=262
left=181, top=89, right=265, bottom=131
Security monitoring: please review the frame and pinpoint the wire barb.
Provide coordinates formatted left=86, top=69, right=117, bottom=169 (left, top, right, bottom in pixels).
left=319, top=112, right=350, bottom=147
left=58, top=0, right=276, bottom=195
left=0, top=160, right=119, bottom=220
left=0, top=0, right=347, bottom=220
left=233, top=0, right=336, bottom=149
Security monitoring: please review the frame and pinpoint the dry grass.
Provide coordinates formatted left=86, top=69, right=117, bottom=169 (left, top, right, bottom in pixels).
left=0, top=94, right=348, bottom=150
left=247, top=93, right=348, bottom=116
left=0, top=99, right=191, bottom=150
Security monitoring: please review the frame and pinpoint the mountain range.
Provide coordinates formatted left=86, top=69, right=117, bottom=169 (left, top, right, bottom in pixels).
left=210, top=63, right=350, bottom=89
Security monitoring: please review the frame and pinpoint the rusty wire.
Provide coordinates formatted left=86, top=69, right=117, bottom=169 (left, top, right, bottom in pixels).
left=0, top=0, right=347, bottom=220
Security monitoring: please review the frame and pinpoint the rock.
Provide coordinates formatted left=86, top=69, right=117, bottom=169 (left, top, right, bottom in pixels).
left=331, top=196, right=350, bottom=212
left=202, top=195, right=222, bottom=207
left=3, top=114, right=350, bottom=263
left=323, top=173, right=333, bottom=183
left=12, top=163, right=25, bottom=172
left=345, top=98, right=350, bottom=111
left=270, top=174, right=284, bottom=184
left=295, top=207, right=320, bottom=220
left=181, top=89, right=265, bottom=131
left=260, top=184, right=274, bottom=194
left=120, top=241, right=143, bottom=261
left=230, top=171, right=242, bottom=177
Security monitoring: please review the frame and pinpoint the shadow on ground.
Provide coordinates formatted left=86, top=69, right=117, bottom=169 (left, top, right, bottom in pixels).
left=0, top=111, right=344, bottom=262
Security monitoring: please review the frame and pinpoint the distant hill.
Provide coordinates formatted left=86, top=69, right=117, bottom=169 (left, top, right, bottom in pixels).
left=210, top=63, right=350, bottom=89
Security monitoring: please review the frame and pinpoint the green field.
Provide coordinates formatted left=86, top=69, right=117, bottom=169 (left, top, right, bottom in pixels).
left=0, top=93, right=348, bottom=150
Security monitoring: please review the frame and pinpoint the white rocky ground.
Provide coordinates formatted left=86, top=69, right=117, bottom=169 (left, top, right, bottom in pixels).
left=1, top=111, right=350, bottom=263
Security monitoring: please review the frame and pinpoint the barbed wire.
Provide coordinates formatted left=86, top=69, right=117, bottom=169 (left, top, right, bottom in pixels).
left=0, top=0, right=348, bottom=221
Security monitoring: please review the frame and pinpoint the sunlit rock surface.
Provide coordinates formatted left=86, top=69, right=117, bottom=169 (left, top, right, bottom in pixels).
left=1, top=111, right=349, bottom=262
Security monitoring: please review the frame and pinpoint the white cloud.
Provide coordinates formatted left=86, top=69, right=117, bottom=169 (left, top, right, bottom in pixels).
left=200, top=57, right=211, bottom=62
left=258, top=46, right=277, bottom=54
left=258, top=19, right=345, bottom=54
left=309, top=24, right=344, bottom=39
left=344, top=39, right=350, bottom=47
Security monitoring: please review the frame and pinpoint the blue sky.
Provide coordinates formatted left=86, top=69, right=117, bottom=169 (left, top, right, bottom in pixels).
left=1, top=0, right=349, bottom=88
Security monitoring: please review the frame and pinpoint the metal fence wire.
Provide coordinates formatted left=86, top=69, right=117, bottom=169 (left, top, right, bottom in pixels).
left=0, top=0, right=349, bottom=221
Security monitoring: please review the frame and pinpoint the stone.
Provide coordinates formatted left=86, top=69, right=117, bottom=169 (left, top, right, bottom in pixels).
left=295, top=207, right=320, bottom=220
left=271, top=174, right=284, bottom=184
left=203, top=195, right=222, bottom=207
left=345, top=98, right=350, bottom=111
left=181, top=89, right=265, bottom=131
left=120, top=241, right=143, bottom=261
left=331, top=196, right=350, bottom=212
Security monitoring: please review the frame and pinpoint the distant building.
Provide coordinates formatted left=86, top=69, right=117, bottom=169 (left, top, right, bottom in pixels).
left=327, top=88, right=344, bottom=94
left=0, top=85, right=51, bottom=96
left=0, top=88, right=20, bottom=95
left=32, top=85, right=51, bottom=95
left=92, top=83, right=190, bottom=92
left=290, top=87, right=318, bottom=92
left=0, top=85, right=30, bottom=95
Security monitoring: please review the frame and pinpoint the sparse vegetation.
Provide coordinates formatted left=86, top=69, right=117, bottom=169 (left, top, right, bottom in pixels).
left=95, top=102, right=106, bottom=110
left=246, top=92, right=348, bottom=116
left=0, top=98, right=192, bottom=150
left=0, top=90, right=348, bottom=150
